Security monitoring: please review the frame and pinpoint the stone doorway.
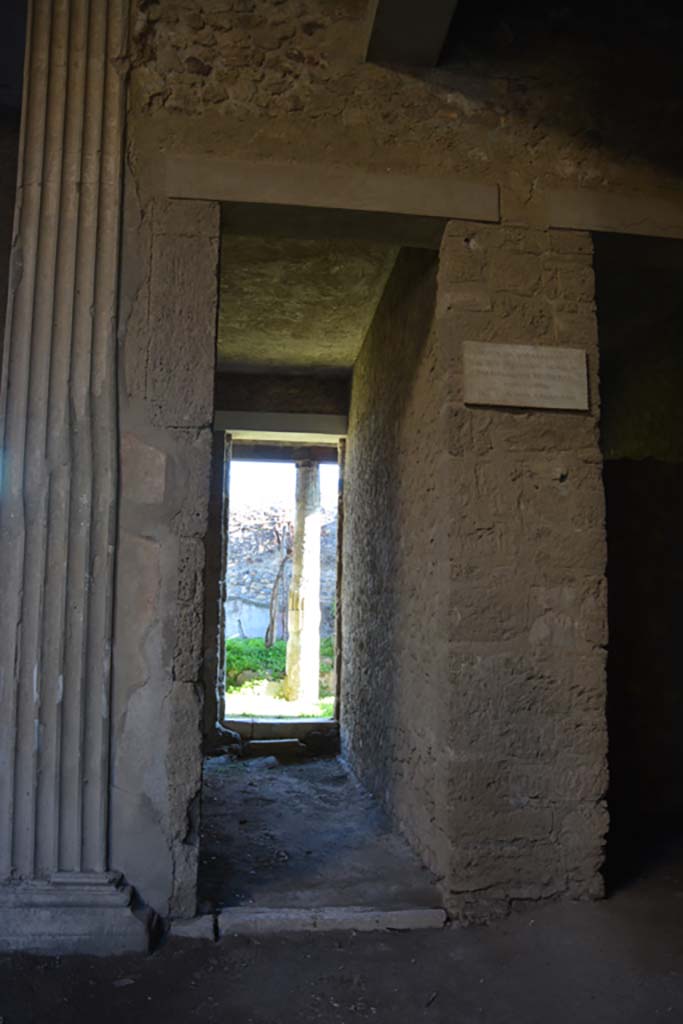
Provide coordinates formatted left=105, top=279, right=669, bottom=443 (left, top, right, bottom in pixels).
left=191, top=205, right=449, bottom=930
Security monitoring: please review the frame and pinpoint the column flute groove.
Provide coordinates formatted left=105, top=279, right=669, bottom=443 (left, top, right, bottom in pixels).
left=0, top=0, right=129, bottom=884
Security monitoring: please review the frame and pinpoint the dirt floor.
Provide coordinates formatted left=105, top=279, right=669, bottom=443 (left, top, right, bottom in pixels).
left=2, top=838, right=683, bottom=1023
left=198, top=754, right=440, bottom=911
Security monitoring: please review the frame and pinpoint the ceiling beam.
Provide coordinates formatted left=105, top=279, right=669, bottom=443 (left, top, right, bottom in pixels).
left=232, top=443, right=339, bottom=463
left=364, top=0, right=459, bottom=67
left=215, top=372, right=350, bottom=416
left=213, top=411, right=348, bottom=441
left=164, top=156, right=500, bottom=225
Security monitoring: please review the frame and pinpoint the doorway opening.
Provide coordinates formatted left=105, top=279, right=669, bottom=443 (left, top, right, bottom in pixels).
left=594, top=232, right=683, bottom=891
left=224, top=457, right=339, bottom=723
left=196, top=205, right=446, bottom=924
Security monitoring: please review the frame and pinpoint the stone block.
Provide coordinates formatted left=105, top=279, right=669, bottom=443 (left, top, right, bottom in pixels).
left=450, top=573, right=530, bottom=643
left=167, top=428, right=213, bottom=536
left=115, top=533, right=162, bottom=685
left=174, top=603, right=204, bottom=681
left=147, top=233, right=217, bottom=428
left=442, top=282, right=492, bottom=311
left=548, top=229, right=593, bottom=255
left=528, top=578, right=607, bottom=651
left=489, top=251, right=542, bottom=295
left=449, top=839, right=563, bottom=900
left=177, top=536, right=205, bottom=603
left=120, top=432, right=167, bottom=504
left=153, top=198, right=220, bottom=238
left=556, top=262, right=596, bottom=304
left=0, top=876, right=150, bottom=955
left=217, top=907, right=447, bottom=936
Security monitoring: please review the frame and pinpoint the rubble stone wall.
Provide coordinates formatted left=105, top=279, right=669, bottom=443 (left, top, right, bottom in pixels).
left=128, top=1, right=682, bottom=208
left=110, top=0, right=679, bottom=922
left=343, top=224, right=607, bottom=921
left=342, top=248, right=451, bottom=884
left=439, top=221, right=607, bottom=921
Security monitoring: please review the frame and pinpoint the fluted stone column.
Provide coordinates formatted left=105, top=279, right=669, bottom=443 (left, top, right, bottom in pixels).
left=0, top=1, right=145, bottom=953
left=284, top=461, right=322, bottom=704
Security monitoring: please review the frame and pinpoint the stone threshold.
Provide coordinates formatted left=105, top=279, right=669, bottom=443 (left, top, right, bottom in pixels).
left=172, top=906, right=447, bottom=940
left=225, top=716, right=338, bottom=741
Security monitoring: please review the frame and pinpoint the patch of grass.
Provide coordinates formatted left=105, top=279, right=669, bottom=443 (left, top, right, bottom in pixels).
left=225, top=637, right=287, bottom=682
left=224, top=678, right=334, bottom=720
left=224, top=637, right=336, bottom=719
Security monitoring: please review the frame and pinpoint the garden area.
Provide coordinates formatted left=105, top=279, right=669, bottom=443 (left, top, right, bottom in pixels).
left=224, top=637, right=336, bottom=719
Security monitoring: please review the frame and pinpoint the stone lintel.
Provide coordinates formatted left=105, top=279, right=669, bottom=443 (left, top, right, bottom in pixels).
left=164, top=156, right=500, bottom=225
left=215, top=372, right=351, bottom=417
left=232, top=442, right=339, bottom=463
left=214, top=411, right=348, bottom=440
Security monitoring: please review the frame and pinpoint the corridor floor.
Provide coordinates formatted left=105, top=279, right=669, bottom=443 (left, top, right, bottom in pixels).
left=2, top=839, right=683, bottom=1024
left=198, top=754, right=441, bottom=912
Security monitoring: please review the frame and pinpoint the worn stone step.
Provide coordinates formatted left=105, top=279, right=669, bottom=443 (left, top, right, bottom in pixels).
left=226, top=717, right=338, bottom=741
left=217, top=906, right=448, bottom=936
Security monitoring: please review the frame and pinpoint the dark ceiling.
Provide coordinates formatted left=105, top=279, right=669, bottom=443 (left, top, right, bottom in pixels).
left=0, top=1, right=27, bottom=112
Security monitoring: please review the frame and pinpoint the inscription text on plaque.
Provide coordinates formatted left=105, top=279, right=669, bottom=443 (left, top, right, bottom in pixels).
left=463, top=341, right=589, bottom=411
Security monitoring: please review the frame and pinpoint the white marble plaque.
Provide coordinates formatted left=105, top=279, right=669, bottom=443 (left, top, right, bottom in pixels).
left=463, top=342, right=589, bottom=411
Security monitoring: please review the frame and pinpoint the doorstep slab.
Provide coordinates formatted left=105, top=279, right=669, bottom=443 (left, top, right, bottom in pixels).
left=217, top=906, right=447, bottom=936
left=225, top=717, right=337, bottom=741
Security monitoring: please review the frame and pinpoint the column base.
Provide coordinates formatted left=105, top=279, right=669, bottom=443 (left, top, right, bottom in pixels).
left=0, top=872, right=151, bottom=955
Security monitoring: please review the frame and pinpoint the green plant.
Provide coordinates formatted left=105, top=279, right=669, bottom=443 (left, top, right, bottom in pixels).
left=320, top=636, right=334, bottom=660
left=225, top=638, right=287, bottom=682
left=225, top=636, right=336, bottom=683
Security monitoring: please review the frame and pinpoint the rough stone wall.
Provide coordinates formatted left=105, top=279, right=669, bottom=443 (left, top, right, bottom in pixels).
left=128, top=1, right=682, bottom=203
left=343, top=225, right=607, bottom=922
left=113, top=0, right=671, bottom=923
left=111, top=195, right=219, bottom=918
left=441, top=221, right=607, bottom=920
left=342, top=248, right=451, bottom=883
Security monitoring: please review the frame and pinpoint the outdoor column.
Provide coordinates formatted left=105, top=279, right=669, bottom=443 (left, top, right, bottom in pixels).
left=0, top=1, right=143, bottom=953
left=285, top=460, right=322, bottom=703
